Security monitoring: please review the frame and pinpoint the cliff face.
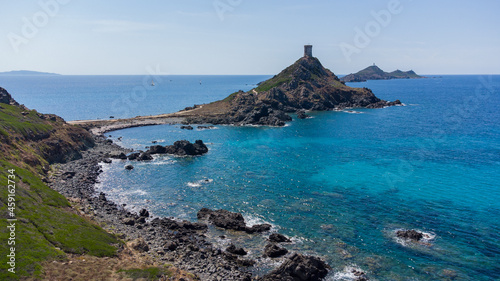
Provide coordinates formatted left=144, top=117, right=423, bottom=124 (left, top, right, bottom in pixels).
left=185, top=56, right=401, bottom=126
left=341, top=65, right=423, bottom=82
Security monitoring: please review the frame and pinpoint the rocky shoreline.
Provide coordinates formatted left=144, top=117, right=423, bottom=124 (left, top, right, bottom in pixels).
left=48, top=135, right=330, bottom=280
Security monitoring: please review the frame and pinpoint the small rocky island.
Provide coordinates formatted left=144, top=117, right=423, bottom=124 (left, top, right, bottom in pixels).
left=182, top=46, right=401, bottom=126
left=341, top=64, right=423, bottom=83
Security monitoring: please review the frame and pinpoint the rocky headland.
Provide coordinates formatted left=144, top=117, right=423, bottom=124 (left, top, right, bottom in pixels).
left=341, top=65, right=424, bottom=83
left=182, top=54, right=401, bottom=126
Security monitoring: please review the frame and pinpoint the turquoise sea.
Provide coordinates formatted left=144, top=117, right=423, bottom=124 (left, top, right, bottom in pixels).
left=1, top=75, right=499, bottom=280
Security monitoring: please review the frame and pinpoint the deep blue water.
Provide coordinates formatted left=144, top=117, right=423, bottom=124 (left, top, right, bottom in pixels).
left=3, top=75, right=499, bottom=280
left=0, top=75, right=270, bottom=121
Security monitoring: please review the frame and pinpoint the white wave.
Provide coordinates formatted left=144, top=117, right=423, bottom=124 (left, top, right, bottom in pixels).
left=187, top=178, right=213, bottom=187
left=127, top=189, right=147, bottom=196
left=343, top=110, right=363, bottom=114
left=243, top=214, right=279, bottom=232
left=330, top=265, right=367, bottom=281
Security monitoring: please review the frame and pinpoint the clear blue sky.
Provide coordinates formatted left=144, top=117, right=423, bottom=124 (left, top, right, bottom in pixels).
left=1, top=0, right=499, bottom=75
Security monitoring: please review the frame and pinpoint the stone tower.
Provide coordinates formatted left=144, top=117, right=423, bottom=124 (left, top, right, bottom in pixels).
left=304, top=45, right=313, bottom=57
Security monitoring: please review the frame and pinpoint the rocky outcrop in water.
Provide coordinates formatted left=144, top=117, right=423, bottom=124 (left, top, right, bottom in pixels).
left=197, top=208, right=272, bottom=234
left=269, top=233, right=291, bottom=243
left=259, top=253, right=330, bottom=281
left=396, top=229, right=424, bottom=241
left=263, top=243, right=288, bottom=258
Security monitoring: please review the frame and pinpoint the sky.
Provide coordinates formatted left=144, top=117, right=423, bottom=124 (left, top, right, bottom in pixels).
left=1, top=0, right=499, bottom=75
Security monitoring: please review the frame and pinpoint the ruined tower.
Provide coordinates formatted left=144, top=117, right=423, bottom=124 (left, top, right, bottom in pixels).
left=304, top=45, right=313, bottom=57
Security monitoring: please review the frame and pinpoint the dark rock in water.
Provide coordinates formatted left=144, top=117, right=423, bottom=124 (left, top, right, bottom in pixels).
left=197, top=208, right=270, bottom=234
left=226, top=244, right=247, bottom=256
left=296, top=110, right=310, bottom=119
left=164, top=140, right=208, bottom=156
left=127, top=152, right=140, bottom=160
left=259, top=253, right=330, bottom=281
left=148, top=145, right=167, bottom=154
left=396, top=229, right=423, bottom=241
left=263, top=243, right=288, bottom=258
left=137, top=152, right=153, bottom=161
left=151, top=140, right=157, bottom=144
left=246, top=224, right=272, bottom=234
left=102, top=158, right=112, bottom=164
left=106, top=139, right=113, bottom=144
left=180, top=125, right=194, bottom=130
left=269, top=233, right=291, bottom=243
left=139, top=208, right=149, bottom=217
left=197, top=208, right=246, bottom=231
left=124, top=164, right=134, bottom=170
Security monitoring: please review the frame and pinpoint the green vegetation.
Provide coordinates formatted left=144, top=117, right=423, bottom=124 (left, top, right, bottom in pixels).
left=0, top=104, right=53, bottom=139
left=222, top=91, right=240, bottom=102
left=0, top=100, right=121, bottom=280
left=118, top=266, right=174, bottom=280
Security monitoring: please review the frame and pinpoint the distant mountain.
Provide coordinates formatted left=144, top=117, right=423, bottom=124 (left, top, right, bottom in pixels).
left=0, top=70, right=61, bottom=76
left=341, top=65, right=423, bottom=82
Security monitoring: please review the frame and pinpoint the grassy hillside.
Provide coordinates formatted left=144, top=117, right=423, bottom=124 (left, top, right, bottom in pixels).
left=0, top=97, right=121, bottom=280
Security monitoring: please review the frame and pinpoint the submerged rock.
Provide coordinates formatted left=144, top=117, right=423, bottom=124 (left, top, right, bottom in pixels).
left=124, top=164, right=134, bottom=170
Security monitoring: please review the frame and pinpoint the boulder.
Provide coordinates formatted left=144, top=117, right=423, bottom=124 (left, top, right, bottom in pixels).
left=128, top=237, right=149, bottom=252
left=396, top=229, right=423, bottom=241
left=139, top=208, right=150, bottom=217
left=197, top=208, right=246, bottom=231
left=127, top=152, right=140, bottom=160
left=109, top=151, right=127, bottom=159
left=226, top=244, right=247, bottom=256
left=148, top=145, right=167, bottom=154
left=164, top=241, right=178, bottom=251
left=125, top=164, right=134, bottom=170
left=245, top=224, right=272, bottom=234
left=259, top=253, right=330, bottom=281
left=123, top=218, right=135, bottom=226
left=269, top=233, right=291, bottom=243
left=180, top=125, right=194, bottom=130
left=137, top=152, right=153, bottom=161
left=296, top=110, right=310, bottom=119
left=263, top=243, right=288, bottom=258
